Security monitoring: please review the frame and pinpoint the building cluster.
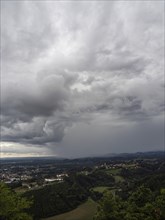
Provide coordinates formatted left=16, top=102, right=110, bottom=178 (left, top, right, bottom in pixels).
left=95, top=162, right=140, bottom=170
left=0, top=163, right=69, bottom=190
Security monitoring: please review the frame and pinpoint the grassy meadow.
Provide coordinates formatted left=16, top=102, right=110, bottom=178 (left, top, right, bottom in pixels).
left=43, top=198, right=97, bottom=220
left=92, top=186, right=110, bottom=193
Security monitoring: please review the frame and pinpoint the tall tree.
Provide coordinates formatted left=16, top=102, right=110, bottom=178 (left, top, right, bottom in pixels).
left=94, top=187, right=165, bottom=220
left=0, top=183, right=33, bottom=220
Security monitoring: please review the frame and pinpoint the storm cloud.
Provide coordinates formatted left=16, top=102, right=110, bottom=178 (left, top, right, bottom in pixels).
left=1, top=1, right=164, bottom=157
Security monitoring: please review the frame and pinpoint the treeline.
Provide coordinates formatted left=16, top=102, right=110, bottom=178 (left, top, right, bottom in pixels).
left=94, top=186, right=165, bottom=220
left=118, top=171, right=165, bottom=200
left=23, top=170, right=115, bottom=219
left=24, top=181, right=87, bottom=219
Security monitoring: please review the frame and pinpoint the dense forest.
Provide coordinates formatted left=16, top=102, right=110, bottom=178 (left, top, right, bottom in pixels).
left=23, top=170, right=115, bottom=219
left=94, top=187, right=165, bottom=220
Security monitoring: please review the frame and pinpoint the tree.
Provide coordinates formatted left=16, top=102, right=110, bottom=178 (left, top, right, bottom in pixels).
left=0, top=182, right=33, bottom=220
left=94, top=186, right=165, bottom=220
left=128, top=185, right=152, bottom=207
left=153, top=189, right=165, bottom=220
left=94, top=191, right=125, bottom=220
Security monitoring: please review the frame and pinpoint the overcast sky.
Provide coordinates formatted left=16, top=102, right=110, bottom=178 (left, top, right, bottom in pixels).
left=1, top=1, right=164, bottom=158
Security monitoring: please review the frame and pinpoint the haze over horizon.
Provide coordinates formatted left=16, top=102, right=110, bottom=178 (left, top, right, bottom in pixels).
left=1, top=1, right=164, bottom=158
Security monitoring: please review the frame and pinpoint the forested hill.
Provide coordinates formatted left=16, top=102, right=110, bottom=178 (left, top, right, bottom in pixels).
left=24, top=170, right=115, bottom=219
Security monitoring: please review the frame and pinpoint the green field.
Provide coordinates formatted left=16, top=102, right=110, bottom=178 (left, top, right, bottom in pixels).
left=104, top=168, right=124, bottom=184
left=14, top=186, right=29, bottom=193
left=114, top=175, right=124, bottom=183
left=43, top=198, right=97, bottom=220
left=92, top=186, right=110, bottom=193
left=105, top=168, right=121, bottom=175
left=93, top=186, right=120, bottom=196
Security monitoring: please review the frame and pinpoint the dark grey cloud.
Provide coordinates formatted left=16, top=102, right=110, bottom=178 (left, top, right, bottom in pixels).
left=1, top=1, right=55, bottom=63
left=1, top=1, right=164, bottom=157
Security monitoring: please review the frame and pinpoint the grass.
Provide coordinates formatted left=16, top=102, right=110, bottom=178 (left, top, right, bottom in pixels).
left=43, top=198, right=97, bottom=220
left=114, top=175, right=124, bottom=183
left=104, top=168, right=124, bottom=183
left=14, top=187, right=29, bottom=193
left=92, top=186, right=110, bottom=193
left=105, top=168, right=121, bottom=175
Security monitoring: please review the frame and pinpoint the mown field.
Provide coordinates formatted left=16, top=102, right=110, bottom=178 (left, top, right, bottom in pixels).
left=104, top=168, right=124, bottom=183
left=43, top=198, right=97, bottom=220
left=92, top=186, right=110, bottom=193
left=114, top=175, right=124, bottom=183
left=105, top=168, right=121, bottom=175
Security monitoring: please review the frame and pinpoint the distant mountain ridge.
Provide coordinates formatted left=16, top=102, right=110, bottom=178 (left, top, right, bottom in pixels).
left=0, top=150, right=164, bottom=162
left=103, top=151, right=164, bottom=158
